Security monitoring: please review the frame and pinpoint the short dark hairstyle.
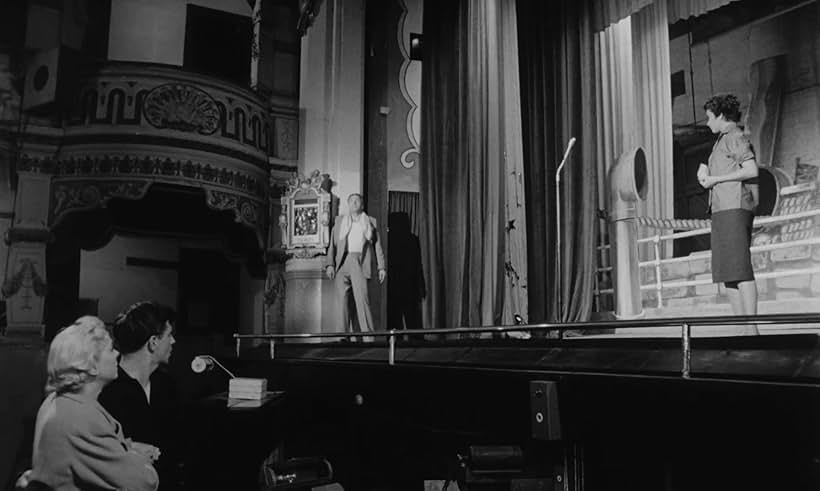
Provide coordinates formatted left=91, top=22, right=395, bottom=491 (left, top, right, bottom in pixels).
left=112, top=301, right=176, bottom=355
left=703, top=94, right=742, bottom=122
left=347, top=193, right=363, bottom=202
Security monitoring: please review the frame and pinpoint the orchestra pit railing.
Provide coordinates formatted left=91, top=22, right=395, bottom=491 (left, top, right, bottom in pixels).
left=234, top=313, right=820, bottom=383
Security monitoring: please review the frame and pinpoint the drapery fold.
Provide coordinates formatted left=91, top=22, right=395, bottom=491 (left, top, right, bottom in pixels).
left=420, top=0, right=527, bottom=330
left=591, top=0, right=654, bottom=32
left=518, top=0, right=599, bottom=323
left=666, top=0, right=740, bottom=24
left=498, top=0, right=528, bottom=325
left=633, top=0, right=674, bottom=257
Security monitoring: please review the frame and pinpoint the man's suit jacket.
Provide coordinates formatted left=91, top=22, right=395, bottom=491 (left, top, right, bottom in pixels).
left=325, top=215, right=386, bottom=279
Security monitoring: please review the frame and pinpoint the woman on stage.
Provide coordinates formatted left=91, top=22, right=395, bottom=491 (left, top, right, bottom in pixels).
left=698, top=94, right=759, bottom=325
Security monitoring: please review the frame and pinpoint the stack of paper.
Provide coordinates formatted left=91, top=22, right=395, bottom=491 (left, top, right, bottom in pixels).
left=228, top=377, right=268, bottom=400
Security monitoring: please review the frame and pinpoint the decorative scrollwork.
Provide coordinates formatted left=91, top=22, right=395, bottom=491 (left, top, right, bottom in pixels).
left=206, top=189, right=263, bottom=227
left=50, top=155, right=267, bottom=199
left=2, top=258, right=47, bottom=301
left=143, top=83, right=220, bottom=135
left=51, top=180, right=152, bottom=225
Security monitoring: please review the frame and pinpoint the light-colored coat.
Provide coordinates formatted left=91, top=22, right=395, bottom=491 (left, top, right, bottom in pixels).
left=30, top=392, right=158, bottom=491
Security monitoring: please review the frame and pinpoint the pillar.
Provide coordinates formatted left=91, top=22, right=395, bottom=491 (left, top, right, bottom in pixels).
left=4, top=170, right=51, bottom=336
left=287, top=0, right=366, bottom=336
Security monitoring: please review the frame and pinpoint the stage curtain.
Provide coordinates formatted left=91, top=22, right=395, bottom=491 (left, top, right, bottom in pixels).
left=420, top=0, right=526, bottom=329
left=518, top=0, right=599, bottom=323
left=591, top=0, right=653, bottom=32
left=593, top=18, right=635, bottom=310
left=388, top=191, right=420, bottom=236
left=498, top=0, right=528, bottom=325
left=632, top=0, right=675, bottom=257
left=666, top=0, right=740, bottom=24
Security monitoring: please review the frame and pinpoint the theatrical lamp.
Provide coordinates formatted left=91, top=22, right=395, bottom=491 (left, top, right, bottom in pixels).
left=191, top=355, right=236, bottom=378
left=191, top=355, right=268, bottom=400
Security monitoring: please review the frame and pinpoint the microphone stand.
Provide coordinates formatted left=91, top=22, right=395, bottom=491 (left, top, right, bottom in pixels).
left=554, top=137, right=576, bottom=328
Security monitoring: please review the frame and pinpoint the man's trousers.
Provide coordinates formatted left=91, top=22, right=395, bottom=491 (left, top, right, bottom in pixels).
left=336, top=252, right=374, bottom=333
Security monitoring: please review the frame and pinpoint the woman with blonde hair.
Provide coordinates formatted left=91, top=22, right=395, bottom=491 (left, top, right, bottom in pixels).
left=20, top=316, right=159, bottom=491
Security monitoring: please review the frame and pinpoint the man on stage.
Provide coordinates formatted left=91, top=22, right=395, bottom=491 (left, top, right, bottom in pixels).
left=325, top=193, right=386, bottom=334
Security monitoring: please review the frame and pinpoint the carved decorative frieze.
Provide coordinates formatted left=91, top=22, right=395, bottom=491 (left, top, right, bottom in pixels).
left=18, top=152, right=271, bottom=248
left=205, top=189, right=262, bottom=227
left=52, top=155, right=267, bottom=199
left=66, top=62, right=272, bottom=164
left=143, top=83, right=221, bottom=134
left=51, top=180, right=152, bottom=225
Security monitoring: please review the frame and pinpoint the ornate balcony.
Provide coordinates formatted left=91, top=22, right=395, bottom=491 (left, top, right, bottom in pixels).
left=25, top=61, right=278, bottom=245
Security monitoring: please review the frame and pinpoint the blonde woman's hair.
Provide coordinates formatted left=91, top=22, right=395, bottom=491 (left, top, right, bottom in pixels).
left=46, top=316, right=112, bottom=394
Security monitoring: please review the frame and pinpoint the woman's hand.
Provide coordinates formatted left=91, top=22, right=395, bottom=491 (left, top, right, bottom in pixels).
left=699, top=174, right=717, bottom=189
left=128, top=440, right=161, bottom=463
left=14, top=469, right=32, bottom=489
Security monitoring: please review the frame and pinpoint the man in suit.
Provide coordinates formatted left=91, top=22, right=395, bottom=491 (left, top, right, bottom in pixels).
left=325, top=193, right=386, bottom=334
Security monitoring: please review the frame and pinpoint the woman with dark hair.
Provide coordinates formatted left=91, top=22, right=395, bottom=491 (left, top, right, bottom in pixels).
left=699, top=94, right=759, bottom=325
left=24, top=316, right=159, bottom=490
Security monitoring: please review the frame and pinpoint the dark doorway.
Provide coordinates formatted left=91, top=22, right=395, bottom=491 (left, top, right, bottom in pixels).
left=177, top=248, right=239, bottom=344
left=672, top=139, right=712, bottom=257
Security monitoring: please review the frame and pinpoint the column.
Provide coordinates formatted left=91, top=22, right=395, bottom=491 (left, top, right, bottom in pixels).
left=0, top=152, right=13, bottom=332
left=4, top=170, right=51, bottom=336
left=286, top=0, right=365, bottom=336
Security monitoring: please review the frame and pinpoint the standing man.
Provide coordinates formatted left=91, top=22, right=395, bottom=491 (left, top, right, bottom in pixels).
left=325, top=193, right=386, bottom=334
left=99, top=301, right=181, bottom=489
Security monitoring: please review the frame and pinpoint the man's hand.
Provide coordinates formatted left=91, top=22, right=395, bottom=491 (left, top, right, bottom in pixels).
left=378, top=268, right=387, bottom=283
left=326, top=265, right=336, bottom=280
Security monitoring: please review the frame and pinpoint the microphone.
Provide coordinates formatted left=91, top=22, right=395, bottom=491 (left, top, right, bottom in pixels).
left=559, top=137, right=576, bottom=170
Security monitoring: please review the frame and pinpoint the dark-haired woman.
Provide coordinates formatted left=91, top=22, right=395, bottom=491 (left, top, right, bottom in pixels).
left=699, top=94, right=759, bottom=326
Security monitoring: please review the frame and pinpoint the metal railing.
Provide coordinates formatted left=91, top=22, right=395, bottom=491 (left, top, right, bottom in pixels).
left=596, top=207, right=820, bottom=308
left=233, top=313, right=820, bottom=380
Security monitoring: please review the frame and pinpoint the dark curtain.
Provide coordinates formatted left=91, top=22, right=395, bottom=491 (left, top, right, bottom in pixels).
left=517, top=0, right=599, bottom=322
left=420, top=0, right=506, bottom=330
left=388, top=191, right=420, bottom=236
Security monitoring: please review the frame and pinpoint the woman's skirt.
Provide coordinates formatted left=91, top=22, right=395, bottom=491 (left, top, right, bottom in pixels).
left=710, top=209, right=755, bottom=284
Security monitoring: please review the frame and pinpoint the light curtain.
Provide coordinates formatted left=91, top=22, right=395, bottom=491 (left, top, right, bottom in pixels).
left=594, top=18, right=636, bottom=212
left=591, top=0, right=654, bottom=32
left=593, top=18, right=635, bottom=310
left=632, top=0, right=674, bottom=255
left=666, top=0, right=741, bottom=24
left=420, top=0, right=527, bottom=329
